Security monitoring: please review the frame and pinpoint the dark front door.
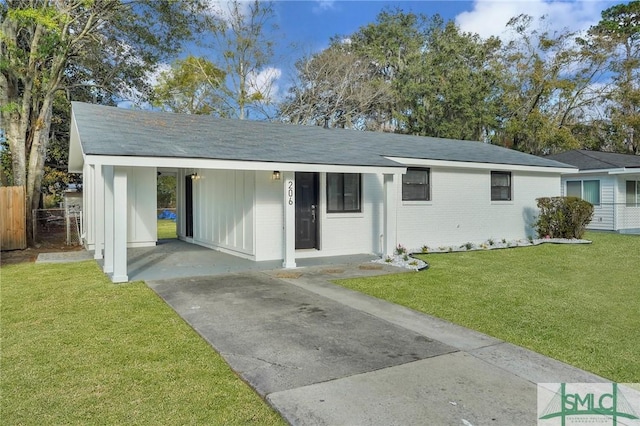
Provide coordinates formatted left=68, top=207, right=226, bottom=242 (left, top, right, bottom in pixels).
left=295, top=172, right=319, bottom=249
left=185, top=175, right=194, bottom=238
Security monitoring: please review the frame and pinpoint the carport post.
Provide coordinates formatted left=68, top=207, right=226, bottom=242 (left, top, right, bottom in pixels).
left=383, top=173, right=398, bottom=257
left=282, top=171, right=296, bottom=268
left=111, top=167, right=128, bottom=283
left=93, top=164, right=104, bottom=260
left=103, top=165, right=114, bottom=274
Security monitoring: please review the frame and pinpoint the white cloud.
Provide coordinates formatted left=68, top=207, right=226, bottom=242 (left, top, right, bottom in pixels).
left=248, top=66, right=283, bottom=102
left=313, top=0, right=336, bottom=14
left=205, top=0, right=252, bottom=23
left=455, top=0, right=610, bottom=40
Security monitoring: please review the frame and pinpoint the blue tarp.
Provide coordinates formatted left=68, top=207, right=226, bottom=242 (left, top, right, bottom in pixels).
left=158, top=209, right=177, bottom=221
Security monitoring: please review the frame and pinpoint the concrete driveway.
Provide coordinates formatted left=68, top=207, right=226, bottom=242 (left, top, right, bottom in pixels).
left=147, top=265, right=607, bottom=426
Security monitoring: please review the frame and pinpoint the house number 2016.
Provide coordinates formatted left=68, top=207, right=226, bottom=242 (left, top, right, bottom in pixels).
left=287, top=181, right=294, bottom=205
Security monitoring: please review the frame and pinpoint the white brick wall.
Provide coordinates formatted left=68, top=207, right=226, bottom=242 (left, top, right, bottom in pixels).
left=255, top=171, right=284, bottom=261
left=396, top=168, right=561, bottom=249
left=315, top=173, right=383, bottom=257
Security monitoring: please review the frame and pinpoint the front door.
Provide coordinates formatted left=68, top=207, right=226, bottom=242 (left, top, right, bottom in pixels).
left=295, top=172, right=319, bottom=249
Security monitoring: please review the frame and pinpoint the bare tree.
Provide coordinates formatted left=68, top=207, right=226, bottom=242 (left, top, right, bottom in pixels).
left=279, top=43, right=394, bottom=130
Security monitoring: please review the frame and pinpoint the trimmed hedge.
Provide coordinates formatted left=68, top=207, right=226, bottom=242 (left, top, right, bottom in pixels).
left=535, top=196, right=594, bottom=239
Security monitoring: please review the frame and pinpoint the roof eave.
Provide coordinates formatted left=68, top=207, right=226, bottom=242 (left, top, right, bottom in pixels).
left=83, top=154, right=406, bottom=175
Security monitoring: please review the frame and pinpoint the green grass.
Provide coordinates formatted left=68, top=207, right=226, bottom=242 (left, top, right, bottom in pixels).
left=157, top=219, right=177, bottom=239
left=335, top=232, right=639, bottom=382
left=0, top=261, right=284, bottom=425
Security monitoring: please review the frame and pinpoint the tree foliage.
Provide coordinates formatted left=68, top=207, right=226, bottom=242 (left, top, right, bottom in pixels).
left=151, top=55, right=226, bottom=115
left=0, top=0, right=206, bottom=243
left=278, top=3, right=640, bottom=158
left=492, top=14, right=608, bottom=154
left=589, top=0, right=640, bottom=154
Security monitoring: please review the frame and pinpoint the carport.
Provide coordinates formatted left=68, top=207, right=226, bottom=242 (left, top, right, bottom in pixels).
left=122, top=239, right=378, bottom=282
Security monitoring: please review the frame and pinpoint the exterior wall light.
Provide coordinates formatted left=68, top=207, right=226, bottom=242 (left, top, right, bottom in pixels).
left=272, top=171, right=281, bottom=180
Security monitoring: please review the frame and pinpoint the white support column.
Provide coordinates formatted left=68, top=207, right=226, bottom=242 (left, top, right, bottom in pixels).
left=383, top=173, right=398, bottom=257
left=283, top=171, right=296, bottom=268
left=111, top=167, right=128, bottom=283
left=93, top=165, right=104, bottom=260
left=103, top=165, right=114, bottom=274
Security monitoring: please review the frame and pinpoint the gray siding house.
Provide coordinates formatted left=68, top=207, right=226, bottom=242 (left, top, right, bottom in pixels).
left=546, top=150, right=640, bottom=233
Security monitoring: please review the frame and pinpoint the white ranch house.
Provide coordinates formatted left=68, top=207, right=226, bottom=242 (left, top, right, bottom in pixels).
left=547, top=150, right=640, bottom=234
left=69, top=102, right=574, bottom=282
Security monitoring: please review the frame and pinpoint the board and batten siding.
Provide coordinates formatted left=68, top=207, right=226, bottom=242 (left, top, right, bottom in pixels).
left=395, top=168, right=561, bottom=249
left=125, top=166, right=157, bottom=247
left=189, top=169, right=255, bottom=258
left=84, top=165, right=156, bottom=250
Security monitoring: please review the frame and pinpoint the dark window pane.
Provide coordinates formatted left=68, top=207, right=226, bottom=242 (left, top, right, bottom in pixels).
left=491, top=171, right=511, bottom=201
left=627, top=181, right=638, bottom=207
left=567, top=181, right=581, bottom=198
left=326, top=173, right=361, bottom=212
left=403, top=168, right=430, bottom=201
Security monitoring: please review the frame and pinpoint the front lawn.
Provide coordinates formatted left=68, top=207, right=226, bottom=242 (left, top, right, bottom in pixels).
left=1, top=261, right=284, bottom=425
left=335, top=232, right=639, bottom=382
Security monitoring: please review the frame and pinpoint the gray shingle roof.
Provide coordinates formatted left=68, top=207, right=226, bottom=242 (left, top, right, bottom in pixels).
left=546, top=150, right=640, bottom=171
left=72, top=102, right=572, bottom=169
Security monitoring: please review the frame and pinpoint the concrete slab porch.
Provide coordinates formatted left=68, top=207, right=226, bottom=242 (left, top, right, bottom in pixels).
left=110, top=238, right=380, bottom=282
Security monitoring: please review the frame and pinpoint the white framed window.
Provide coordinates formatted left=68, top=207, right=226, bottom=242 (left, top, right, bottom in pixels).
left=402, top=168, right=431, bottom=201
left=491, top=171, right=512, bottom=201
left=566, top=180, right=600, bottom=205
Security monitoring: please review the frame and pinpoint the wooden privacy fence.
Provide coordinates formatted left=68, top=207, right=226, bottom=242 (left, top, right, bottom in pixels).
left=1, top=186, right=27, bottom=251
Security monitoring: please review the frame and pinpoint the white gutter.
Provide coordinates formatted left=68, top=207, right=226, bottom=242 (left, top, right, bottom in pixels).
left=384, top=156, right=576, bottom=174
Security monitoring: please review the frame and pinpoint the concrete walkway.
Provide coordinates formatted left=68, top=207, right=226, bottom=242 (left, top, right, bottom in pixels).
left=147, top=262, right=608, bottom=426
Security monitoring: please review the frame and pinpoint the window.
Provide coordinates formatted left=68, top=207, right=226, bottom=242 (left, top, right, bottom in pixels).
left=327, top=173, right=361, bottom=213
left=566, top=180, right=600, bottom=205
left=491, top=171, right=512, bottom=201
left=627, top=181, right=640, bottom=207
left=402, top=168, right=430, bottom=201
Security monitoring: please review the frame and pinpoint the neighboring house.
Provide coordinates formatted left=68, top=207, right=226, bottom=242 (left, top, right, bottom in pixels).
left=69, top=102, right=574, bottom=282
left=546, top=150, right=640, bottom=234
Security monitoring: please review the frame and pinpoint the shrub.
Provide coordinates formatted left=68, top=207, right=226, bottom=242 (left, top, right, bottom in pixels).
left=395, top=244, right=407, bottom=255
left=534, top=196, right=594, bottom=239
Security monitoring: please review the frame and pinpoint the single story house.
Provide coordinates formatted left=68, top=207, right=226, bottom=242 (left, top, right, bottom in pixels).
left=546, top=149, right=640, bottom=234
left=69, top=102, right=574, bottom=282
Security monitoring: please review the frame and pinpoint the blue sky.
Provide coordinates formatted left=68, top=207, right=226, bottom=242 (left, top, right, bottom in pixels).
left=258, top=1, right=615, bottom=104
left=144, top=1, right=619, bottom=110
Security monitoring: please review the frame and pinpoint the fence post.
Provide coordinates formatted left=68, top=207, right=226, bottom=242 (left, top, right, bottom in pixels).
left=32, top=209, right=37, bottom=245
